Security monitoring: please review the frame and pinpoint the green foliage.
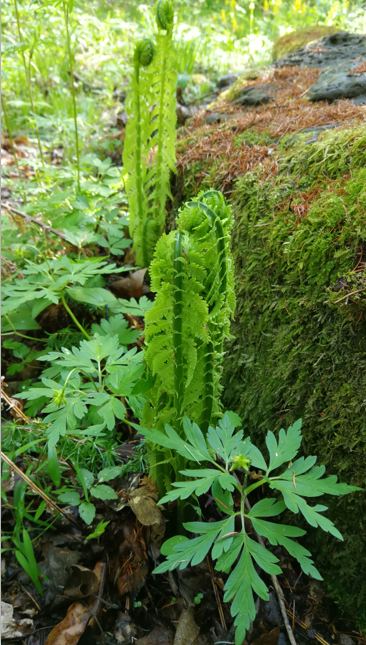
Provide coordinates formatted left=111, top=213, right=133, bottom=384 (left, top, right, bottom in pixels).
left=57, top=464, right=120, bottom=526
left=123, top=1, right=177, bottom=267
left=15, top=330, right=147, bottom=446
left=141, top=414, right=360, bottom=643
left=223, top=126, right=366, bottom=625
left=144, top=190, right=235, bottom=434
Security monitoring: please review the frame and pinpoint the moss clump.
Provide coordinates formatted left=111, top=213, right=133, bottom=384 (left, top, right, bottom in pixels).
left=217, top=69, right=265, bottom=104
left=272, top=25, right=339, bottom=62
left=234, top=129, right=273, bottom=148
left=223, top=126, right=366, bottom=626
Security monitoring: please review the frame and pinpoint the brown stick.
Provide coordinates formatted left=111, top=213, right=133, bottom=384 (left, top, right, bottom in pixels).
left=1, top=451, right=80, bottom=530
left=2, top=202, right=68, bottom=241
left=207, top=555, right=227, bottom=630
left=334, top=286, right=366, bottom=303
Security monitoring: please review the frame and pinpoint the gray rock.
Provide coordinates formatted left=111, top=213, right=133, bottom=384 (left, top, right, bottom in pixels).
left=275, top=31, right=366, bottom=69
left=217, top=73, right=238, bottom=89
left=339, top=635, right=356, bottom=645
left=232, top=84, right=276, bottom=106
left=308, top=63, right=366, bottom=102
left=205, top=113, right=231, bottom=124
left=285, top=122, right=344, bottom=145
left=264, top=591, right=282, bottom=626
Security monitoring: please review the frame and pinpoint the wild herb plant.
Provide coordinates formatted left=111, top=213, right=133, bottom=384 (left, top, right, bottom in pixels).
left=15, top=322, right=148, bottom=446
left=123, top=0, right=177, bottom=267
left=1, top=256, right=130, bottom=337
left=142, top=414, right=361, bottom=644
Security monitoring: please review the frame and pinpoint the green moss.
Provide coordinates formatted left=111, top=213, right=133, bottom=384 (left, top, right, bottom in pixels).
left=272, top=25, right=339, bottom=62
left=233, top=129, right=273, bottom=148
left=223, top=126, right=366, bottom=627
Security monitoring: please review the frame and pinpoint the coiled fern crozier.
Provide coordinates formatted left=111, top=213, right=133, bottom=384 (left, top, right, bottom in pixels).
left=123, top=39, right=155, bottom=267
left=123, top=1, right=177, bottom=267
left=144, top=190, right=235, bottom=434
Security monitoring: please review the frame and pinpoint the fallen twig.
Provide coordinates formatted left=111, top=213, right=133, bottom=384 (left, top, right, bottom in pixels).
left=2, top=202, right=67, bottom=241
left=207, top=555, right=227, bottom=631
left=1, top=450, right=80, bottom=530
left=334, top=286, right=366, bottom=303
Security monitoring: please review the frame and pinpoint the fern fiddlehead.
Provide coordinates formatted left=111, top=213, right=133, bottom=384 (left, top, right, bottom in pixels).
left=123, top=39, right=154, bottom=267
left=144, top=190, right=235, bottom=438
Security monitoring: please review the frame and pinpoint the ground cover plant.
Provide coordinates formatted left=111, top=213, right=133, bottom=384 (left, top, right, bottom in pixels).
left=142, top=415, right=360, bottom=643
left=1, top=0, right=366, bottom=641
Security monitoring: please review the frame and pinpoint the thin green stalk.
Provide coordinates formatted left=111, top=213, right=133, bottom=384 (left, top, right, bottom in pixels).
left=4, top=316, right=48, bottom=342
left=134, top=62, right=145, bottom=259
left=152, top=35, right=168, bottom=228
left=13, top=0, right=45, bottom=167
left=60, top=294, right=90, bottom=340
left=1, top=95, right=27, bottom=202
left=64, top=2, right=80, bottom=190
left=173, top=232, right=184, bottom=425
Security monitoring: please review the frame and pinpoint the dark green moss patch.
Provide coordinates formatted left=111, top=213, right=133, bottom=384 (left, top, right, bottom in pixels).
left=223, top=125, right=366, bottom=627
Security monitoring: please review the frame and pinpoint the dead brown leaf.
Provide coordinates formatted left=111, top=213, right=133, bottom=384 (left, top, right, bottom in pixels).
left=109, top=268, right=149, bottom=299
left=45, top=561, right=106, bottom=645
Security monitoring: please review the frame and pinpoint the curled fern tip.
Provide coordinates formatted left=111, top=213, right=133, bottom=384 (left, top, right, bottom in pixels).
left=156, top=0, right=174, bottom=30
left=134, top=39, right=155, bottom=67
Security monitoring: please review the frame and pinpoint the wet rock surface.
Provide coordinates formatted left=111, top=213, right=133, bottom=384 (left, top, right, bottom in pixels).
left=232, top=84, right=277, bottom=106
left=275, top=31, right=366, bottom=69
left=307, top=61, right=366, bottom=103
left=273, top=32, right=366, bottom=104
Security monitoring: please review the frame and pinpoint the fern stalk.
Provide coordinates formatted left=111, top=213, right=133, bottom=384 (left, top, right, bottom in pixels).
left=173, top=232, right=184, bottom=421
left=134, top=63, right=145, bottom=260
left=152, top=35, right=169, bottom=228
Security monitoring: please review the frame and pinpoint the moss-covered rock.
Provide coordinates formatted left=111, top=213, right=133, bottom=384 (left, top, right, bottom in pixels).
left=222, top=125, right=366, bottom=626
left=272, top=25, right=339, bottom=62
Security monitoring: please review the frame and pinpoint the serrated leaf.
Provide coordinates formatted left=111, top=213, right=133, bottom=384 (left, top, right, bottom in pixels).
left=246, top=498, right=286, bottom=518
left=90, top=484, right=118, bottom=500
left=79, top=502, right=96, bottom=525
left=58, top=491, right=81, bottom=506
left=77, top=468, right=94, bottom=490
left=98, top=466, right=123, bottom=482
left=266, top=419, right=303, bottom=474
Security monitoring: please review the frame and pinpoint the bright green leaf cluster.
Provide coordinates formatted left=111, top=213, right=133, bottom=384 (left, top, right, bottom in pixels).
left=141, top=414, right=361, bottom=643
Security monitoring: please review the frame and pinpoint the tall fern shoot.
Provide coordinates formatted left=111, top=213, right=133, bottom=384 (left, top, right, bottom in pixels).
left=123, top=39, right=155, bottom=267
left=142, top=190, right=235, bottom=495
left=123, top=1, right=177, bottom=267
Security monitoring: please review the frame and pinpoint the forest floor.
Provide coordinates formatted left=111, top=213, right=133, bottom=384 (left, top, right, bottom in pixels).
left=2, top=29, right=366, bottom=645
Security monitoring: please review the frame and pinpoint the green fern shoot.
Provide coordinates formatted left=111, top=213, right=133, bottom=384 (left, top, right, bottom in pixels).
left=149, top=0, right=177, bottom=243
left=143, top=190, right=235, bottom=437
left=123, top=38, right=155, bottom=267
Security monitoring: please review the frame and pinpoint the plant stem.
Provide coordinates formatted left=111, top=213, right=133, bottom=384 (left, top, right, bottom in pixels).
left=173, top=232, right=184, bottom=427
left=152, top=34, right=168, bottom=230
left=64, top=2, right=80, bottom=190
left=13, top=0, right=45, bottom=167
left=4, top=315, right=48, bottom=342
left=133, top=61, right=146, bottom=262
left=60, top=294, right=91, bottom=340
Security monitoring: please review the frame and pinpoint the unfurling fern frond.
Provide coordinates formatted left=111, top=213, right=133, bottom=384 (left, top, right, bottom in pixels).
left=143, top=0, right=177, bottom=262
left=143, top=190, right=235, bottom=438
left=123, top=39, right=155, bottom=267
